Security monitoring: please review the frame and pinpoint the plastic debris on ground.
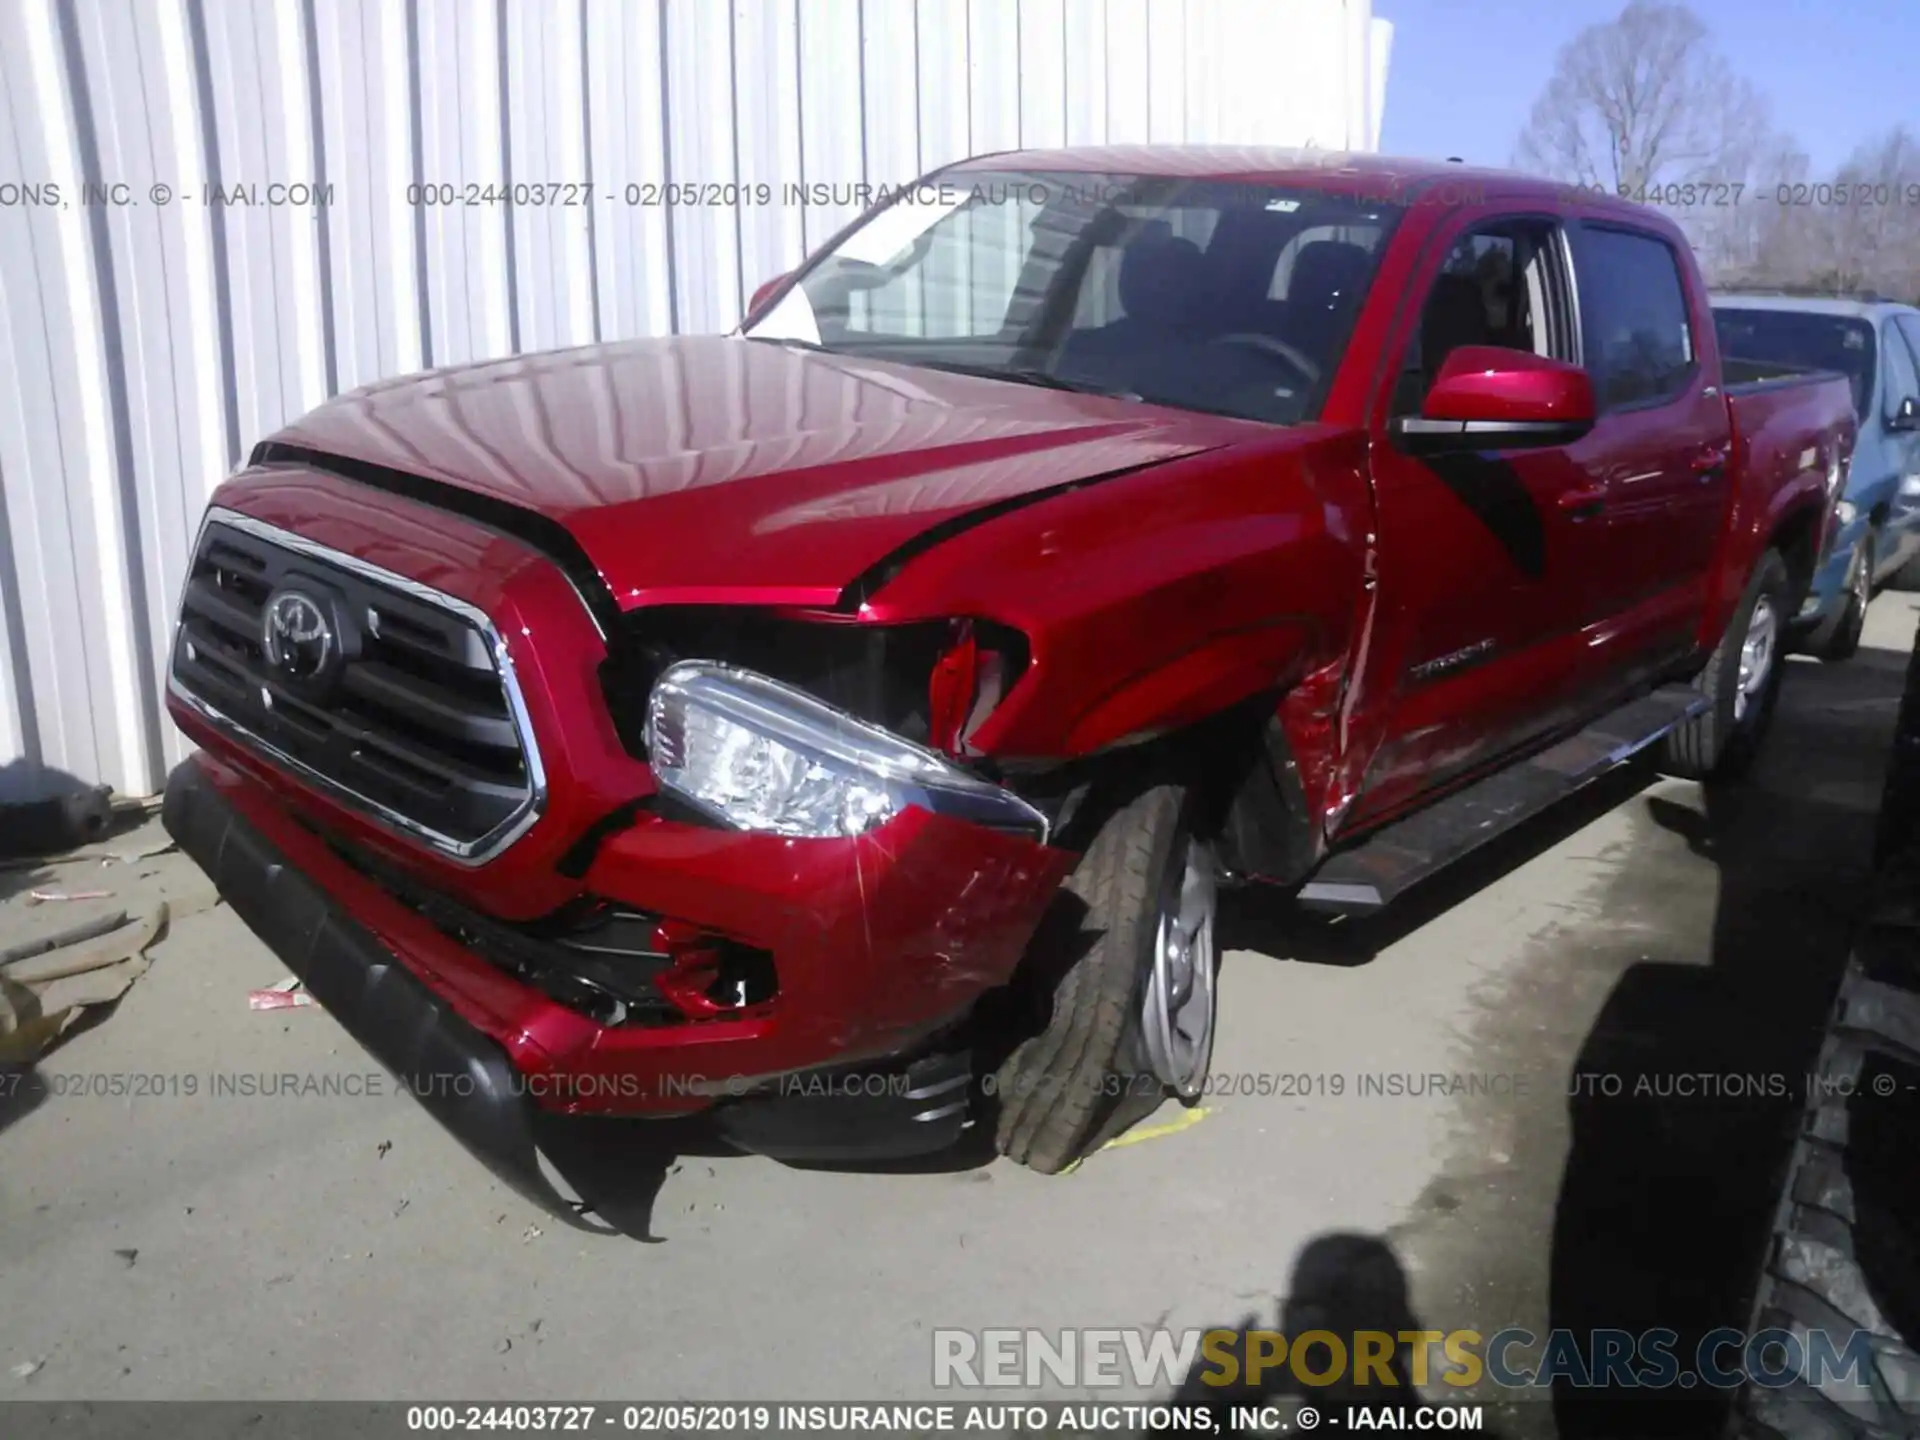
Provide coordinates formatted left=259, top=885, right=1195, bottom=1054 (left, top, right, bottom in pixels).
left=248, top=976, right=316, bottom=1010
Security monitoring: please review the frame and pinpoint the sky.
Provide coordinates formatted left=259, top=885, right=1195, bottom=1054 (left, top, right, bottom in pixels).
left=1376, top=0, right=1918, bottom=177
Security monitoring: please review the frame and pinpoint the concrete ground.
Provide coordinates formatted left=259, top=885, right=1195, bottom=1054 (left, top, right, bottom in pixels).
left=2, top=596, right=1914, bottom=1436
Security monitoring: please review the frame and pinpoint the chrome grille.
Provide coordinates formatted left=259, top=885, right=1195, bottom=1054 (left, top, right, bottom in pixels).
left=168, top=508, right=544, bottom=863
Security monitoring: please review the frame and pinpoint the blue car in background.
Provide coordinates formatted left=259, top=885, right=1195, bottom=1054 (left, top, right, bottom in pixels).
left=1713, top=295, right=1920, bottom=660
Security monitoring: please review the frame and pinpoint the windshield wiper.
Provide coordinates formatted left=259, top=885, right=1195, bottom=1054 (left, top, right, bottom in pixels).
left=911, top=360, right=1142, bottom=402
left=742, top=344, right=1144, bottom=402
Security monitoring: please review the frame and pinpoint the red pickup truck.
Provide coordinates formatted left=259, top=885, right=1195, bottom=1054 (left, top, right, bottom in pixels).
left=162, top=149, right=1854, bottom=1212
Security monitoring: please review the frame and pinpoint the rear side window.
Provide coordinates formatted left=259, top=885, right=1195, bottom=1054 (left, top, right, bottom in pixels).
left=1898, top=315, right=1920, bottom=386
left=1884, top=319, right=1920, bottom=418
left=1576, top=227, right=1695, bottom=408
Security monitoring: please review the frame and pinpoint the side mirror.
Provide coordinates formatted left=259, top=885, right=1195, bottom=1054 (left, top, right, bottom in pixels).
left=1391, top=346, right=1596, bottom=454
left=747, top=271, right=791, bottom=318
left=1890, top=395, right=1920, bottom=432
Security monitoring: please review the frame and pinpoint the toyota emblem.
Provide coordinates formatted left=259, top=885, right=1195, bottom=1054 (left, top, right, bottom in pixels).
left=262, top=589, right=335, bottom=680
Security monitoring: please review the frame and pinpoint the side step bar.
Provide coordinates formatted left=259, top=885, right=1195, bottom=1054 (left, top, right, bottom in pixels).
left=1294, top=684, right=1709, bottom=916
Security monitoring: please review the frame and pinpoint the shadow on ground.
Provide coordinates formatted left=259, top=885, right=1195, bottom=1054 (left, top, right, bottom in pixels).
left=1172, top=1232, right=1511, bottom=1436
left=0, top=763, right=156, bottom=908
left=1547, top=645, right=1908, bottom=1438
left=527, top=1092, right=997, bottom=1243
left=0, top=1063, right=47, bottom=1138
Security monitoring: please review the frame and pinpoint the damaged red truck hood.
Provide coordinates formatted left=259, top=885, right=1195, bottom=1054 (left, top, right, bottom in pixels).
left=264, top=333, right=1231, bottom=608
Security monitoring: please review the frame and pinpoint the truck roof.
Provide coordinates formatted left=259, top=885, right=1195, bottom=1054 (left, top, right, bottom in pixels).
left=941, top=145, right=1622, bottom=206
left=1713, top=293, right=1920, bottom=322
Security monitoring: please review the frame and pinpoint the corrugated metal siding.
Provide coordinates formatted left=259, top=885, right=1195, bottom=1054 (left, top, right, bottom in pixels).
left=0, top=0, right=1390, bottom=803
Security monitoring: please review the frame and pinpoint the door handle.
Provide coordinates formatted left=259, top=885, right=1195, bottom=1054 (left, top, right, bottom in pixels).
left=1556, top=486, right=1607, bottom=518
left=1690, top=445, right=1731, bottom=478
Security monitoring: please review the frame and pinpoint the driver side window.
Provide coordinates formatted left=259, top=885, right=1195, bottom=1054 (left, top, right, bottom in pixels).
left=1392, top=220, right=1574, bottom=416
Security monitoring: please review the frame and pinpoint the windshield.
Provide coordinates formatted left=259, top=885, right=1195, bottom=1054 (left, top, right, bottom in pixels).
left=744, top=171, right=1401, bottom=426
left=1712, top=308, right=1878, bottom=419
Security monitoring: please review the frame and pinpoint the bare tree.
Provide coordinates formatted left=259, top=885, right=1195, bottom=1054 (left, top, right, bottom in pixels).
left=1740, top=128, right=1920, bottom=299
left=1514, top=1, right=1765, bottom=197
left=1702, top=135, right=1810, bottom=284
left=1830, top=128, right=1920, bottom=300
left=1513, top=3, right=1920, bottom=300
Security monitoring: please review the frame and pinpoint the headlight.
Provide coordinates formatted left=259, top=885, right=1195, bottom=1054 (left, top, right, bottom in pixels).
left=1835, top=499, right=1858, bottom=526
left=646, top=660, right=1048, bottom=841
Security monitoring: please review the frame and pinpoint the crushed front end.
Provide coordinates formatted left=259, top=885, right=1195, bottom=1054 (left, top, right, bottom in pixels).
left=162, top=466, right=1072, bottom=1205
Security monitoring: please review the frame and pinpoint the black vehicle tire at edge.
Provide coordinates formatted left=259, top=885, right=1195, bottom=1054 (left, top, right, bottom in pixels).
left=1662, top=550, right=1793, bottom=782
left=1728, top=629, right=1920, bottom=1440
left=992, top=784, right=1196, bottom=1174
left=1730, top=983, right=1920, bottom=1439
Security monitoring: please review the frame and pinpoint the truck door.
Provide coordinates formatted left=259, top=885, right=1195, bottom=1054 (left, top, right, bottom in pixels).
left=1881, top=316, right=1920, bottom=579
left=1344, top=210, right=1617, bottom=833
left=1558, top=222, right=1732, bottom=669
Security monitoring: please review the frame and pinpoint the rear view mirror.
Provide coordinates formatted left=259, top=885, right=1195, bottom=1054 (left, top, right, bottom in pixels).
left=1392, top=346, right=1596, bottom=454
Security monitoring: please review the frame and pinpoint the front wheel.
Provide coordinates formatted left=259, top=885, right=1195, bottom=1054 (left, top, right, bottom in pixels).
left=1662, top=550, right=1791, bottom=782
left=991, top=785, right=1220, bottom=1173
left=1142, top=830, right=1220, bottom=1102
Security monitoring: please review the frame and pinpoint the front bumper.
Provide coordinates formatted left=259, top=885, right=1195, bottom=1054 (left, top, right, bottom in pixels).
left=163, top=754, right=1063, bottom=1185
left=164, top=756, right=560, bottom=1209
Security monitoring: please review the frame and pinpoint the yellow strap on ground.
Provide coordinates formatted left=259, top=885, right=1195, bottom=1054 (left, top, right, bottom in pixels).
left=1057, top=1105, right=1211, bottom=1173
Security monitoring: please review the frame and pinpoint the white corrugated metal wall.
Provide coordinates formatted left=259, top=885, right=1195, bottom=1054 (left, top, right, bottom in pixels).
left=0, top=0, right=1391, bottom=804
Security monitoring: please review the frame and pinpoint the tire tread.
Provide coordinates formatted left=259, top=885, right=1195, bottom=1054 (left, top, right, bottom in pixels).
left=1728, top=637, right=1920, bottom=1436
left=994, top=786, right=1183, bottom=1173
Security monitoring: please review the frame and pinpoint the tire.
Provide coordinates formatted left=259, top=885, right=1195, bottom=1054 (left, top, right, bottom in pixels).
left=1730, top=627, right=1920, bottom=1438
left=1663, top=550, right=1792, bottom=782
left=1812, top=530, right=1873, bottom=664
left=1730, top=965, right=1920, bottom=1439
left=991, top=784, right=1219, bottom=1174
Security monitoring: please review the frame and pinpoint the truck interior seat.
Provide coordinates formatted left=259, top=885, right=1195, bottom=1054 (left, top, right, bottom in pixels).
left=1285, top=240, right=1373, bottom=352
left=1420, top=273, right=1494, bottom=380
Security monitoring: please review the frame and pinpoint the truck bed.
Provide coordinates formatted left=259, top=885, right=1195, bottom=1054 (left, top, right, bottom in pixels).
left=1724, top=368, right=1855, bottom=492
left=1721, top=356, right=1840, bottom=389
